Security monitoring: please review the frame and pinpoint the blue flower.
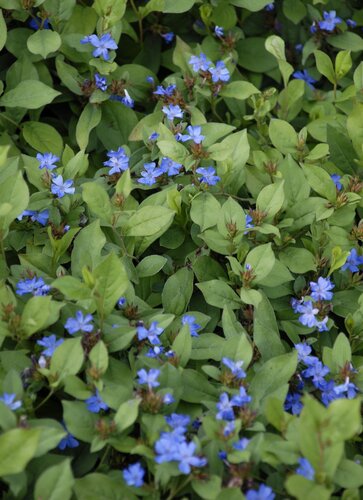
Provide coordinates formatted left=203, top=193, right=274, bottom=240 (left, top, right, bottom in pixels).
left=137, top=368, right=160, bottom=389
left=85, top=389, right=109, bottom=413
left=103, top=147, right=129, bottom=175
left=146, top=345, right=164, bottom=358
left=284, top=392, right=303, bottom=415
left=37, top=152, right=59, bottom=170
left=320, top=380, right=340, bottom=406
left=310, top=277, right=334, bottom=301
left=302, top=359, right=329, bottom=390
left=58, top=426, right=79, bottom=450
left=208, top=61, right=230, bottom=83
left=294, top=342, right=313, bottom=363
left=0, top=393, right=22, bottom=411
left=196, top=166, right=220, bottom=186
left=297, top=301, right=319, bottom=328
left=189, top=53, right=212, bottom=72
left=346, top=19, right=357, bottom=28
left=296, top=458, right=315, bottom=480
left=16, top=276, right=50, bottom=296
left=146, top=76, right=154, bottom=84
left=29, top=17, right=50, bottom=30
left=216, top=393, right=235, bottom=421
left=265, top=3, right=274, bottom=11
left=32, top=210, right=49, bottom=226
left=149, top=132, right=159, bottom=141
left=37, top=334, right=64, bottom=357
left=161, top=32, right=174, bottom=44
left=315, top=316, right=329, bottom=332
left=334, top=377, right=358, bottom=399
left=51, top=175, right=75, bottom=198
left=162, top=104, right=184, bottom=121
left=136, top=321, right=164, bottom=345
left=123, top=462, right=145, bottom=487
left=233, top=437, right=250, bottom=450
left=244, top=213, right=255, bottom=233
left=318, top=11, right=342, bottom=32
left=231, top=386, right=252, bottom=407
left=331, top=174, right=342, bottom=190
left=138, top=162, right=164, bottom=186
left=81, top=33, right=118, bottom=60
left=65, top=311, right=94, bottom=335
left=165, top=413, right=190, bottom=431
left=121, top=90, right=134, bottom=108
left=118, top=297, right=127, bottom=308
left=214, top=26, right=224, bottom=37
left=155, top=430, right=185, bottom=463
left=94, top=73, right=108, bottom=91
left=181, top=315, right=201, bottom=337
left=295, top=43, right=303, bottom=52
left=159, top=157, right=182, bottom=176
left=341, top=248, right=363, bottom=273
left=153, top=84, right=176, bottom=97
left=245, top=484, right=275, bottom=500
left=175, top=441, right=207, bottom=474
left=223, top=421, right=235, bottom=436
left=163, top=393, right=175, bottom=404
left=178, top=125, right=205, bottom=144
left=293, top=69, right=317, bottom=89
left=222, top=357, right=246, bottom=379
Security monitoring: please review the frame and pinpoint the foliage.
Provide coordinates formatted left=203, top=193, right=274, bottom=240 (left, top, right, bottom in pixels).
left=0, top=0, right=363, bottom=498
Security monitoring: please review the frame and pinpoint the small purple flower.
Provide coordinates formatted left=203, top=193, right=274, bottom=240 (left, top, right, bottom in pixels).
left=331, top=174, right=342, bottom=190
left=58, top=426, right=79, bottom=450
left=149, top=132, right=159, bottom=141
left=37, top=152, right=59, bottom=171
left=85, top=389, right=109, bottom=413
left=175, top=441, right=207, bottom=474
left=189, top=53, right=212, bottom=72
left=162, top=104, right=183, bottom=121
left=65, top=311, right=94, bottom=335
left=346, top=19, right=357, bottom=28
left=0, top=393, right=22, bottom=411
left=231, top=386, right=252, bottom=407
left=222, top=357, right=246, bottom=379
left=333, top=377, right=358, bottom=399
left=223, top=421, right=235, bottom=436
left=181, top=315, right=201, bottom=337
left=137, top=368, right=160, bottom=389
left=310, top=277, right=334, bottom=301
left=178, top=125, right=205, bottom=144
left=31, top=209, right=49, bottom=226
left=118, top=297, right=127, bottom=308
left=146, top=76, right=154, bottom=84
left=136, top=321, right=164, bottom=345
left=293, top=69, right=317, bottom=89
left=165, top=413, right=190, bottom=431
left=121, top=90, right=134, bottom=108
left=103, top=147, right=129, bottom=175
left=294, top=343, right=313, bottom=363
left=37, top=334, right=64, bottom=357
left=161, top=32, right=174, bottom=44
left=208, top=61, right=230, bottom=83
left=298, top=301, right=319, bottom=328
left=284, top=392, right=303, bottom=415
left=316, top=316, right=329, bottom=332
left=233, top=438, right=250, bottom=450
left=196, top=166, right=220, bottom=186
left=16, top=276, right=50, bottom=296
left=146, top=345, right=164, bottom=358
left=341, top=248, right=363, bottom=273
left=265, top=3, right=274, bottom=11
left=245, top=484, right=275, bottom=500
left=295, top=43, right=303, bottom=52
left=29, top=17, right=50, bottom=30
left=138, top=162, right=164, bottom=186
left=214, top=26, right=224, bottom=37
left=94, top=73, right=107, bottom=91
left=296, top=458, right=315, bottom=480
left=321, top=379, right=340, bottom=406
left=123, top=462, right=145, bottom=487
left=244, top=214, right=254, bottom=234
left=154, top=84, right=176, bottom=97
left=318, top=11, right=342, bottom=32
left=163, top=393, right=175, bottom=404
left=81, top=33, right=118, bottom=60
left=159, top=157, right=182, bottom=176
left=302, top=359, right=329, bottom=390
left=51, top=175, right=75, bottom=198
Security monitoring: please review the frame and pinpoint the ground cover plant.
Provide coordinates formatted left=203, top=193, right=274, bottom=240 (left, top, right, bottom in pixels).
left=0, top=0, right=363, bottom=498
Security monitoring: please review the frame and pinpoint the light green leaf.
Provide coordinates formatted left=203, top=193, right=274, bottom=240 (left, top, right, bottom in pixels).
left=22, top=121, right=63, bottom=157
left=0, top=80, right=61, bottom=109
left=0, top=428, right=40, bottom=476
left=27, top=30, right=61, bottom=59
left=126, top=206, right=174, bottom=237
left=76, top=103, right=102, bottom=150
left=34, top=459, right=74, bottom=500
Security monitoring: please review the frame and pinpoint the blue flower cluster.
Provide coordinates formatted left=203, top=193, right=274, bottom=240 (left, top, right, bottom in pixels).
left=16, top=276, right=50, bottom=297
left=284, top=343, right=359, bottom=414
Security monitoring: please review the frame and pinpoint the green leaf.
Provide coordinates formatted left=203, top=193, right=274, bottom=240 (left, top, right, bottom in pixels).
left=0, top=428, right=40, bottom=476
left=55, top=55, right=82, bottom=95
left=282, top=0, right=306, bottom=24
left=220, top=81, right=260, bottom=100
left=50, top=338, right=84, bottom=386
left=302, top=164, right=336, bottom=202
left=245, top=243, right=275, bottom=284
left=82, top=182, right=113, bottom=224
left=332, top=332, right=351, bottom=369
left=114, top=398, right=140, bottom=433
left=314, top=50, right=336, bottom=84
left=172, top=324, right=192, bottom=367
left=62, top=401, right=98, bottom=443
left=162, top=267, right=194, bottom=316
left=236, top=37, right=277, bottom=73
left=328, top=246, right=350, bottom=276
left=256, top=180, right=285, bottom=219
left=71, top=220, right=106, bottom=277
left=269, top=119, right=297, bottom=154
left=20, top=296, right=63, bottom=337
left=265, top=35, right=294, bottom=87
left=0, top=9, right=7, bottom=51
left=327, top=32, right=363, bottom=52
left=229, top=0, right=272, bottom=11
left=0, top=170, right=29, bottom=235
left=22, top=121, right=63, bottom=157
left=89, top=340, right=108, bottom=376
left=0, top=80, right=61, bottom=108
left=126, top=206, right=174, bottom=237
left=93, top=252, right=129, bottom=317
left=335, top=460, right=363, bottom=488
left=76, top=103, right=102, bottom=150
left=27, top=30, right=61, bottom=59
left=279, top=248, right=316, bottom=273
left=34, top=459, right=74, bottom=500
left=335, top=50, right=352, bottom=80
left=197, top=280, right=241, bottom=309
left=136, top=255, right=167, bottom=278
left=190, top=192, right=221, bottom=231
left=92, top=0, right=126, bottom=25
